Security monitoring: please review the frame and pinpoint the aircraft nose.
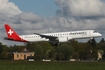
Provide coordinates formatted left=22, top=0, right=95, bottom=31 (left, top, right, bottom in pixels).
left=99, top=33, right=102, bottom=36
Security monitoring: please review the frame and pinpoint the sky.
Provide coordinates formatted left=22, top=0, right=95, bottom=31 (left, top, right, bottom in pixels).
left=0, top=0, right=105, bottom=45
left=9, top=0, right=59, bottom=17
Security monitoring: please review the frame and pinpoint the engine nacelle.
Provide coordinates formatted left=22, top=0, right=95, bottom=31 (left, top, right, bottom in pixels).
left=58, top=37, right=72, bottom=42
left=49, top=37, right=72, bottom=46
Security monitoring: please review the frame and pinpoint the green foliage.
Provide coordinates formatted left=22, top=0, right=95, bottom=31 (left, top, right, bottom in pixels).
left=26, top=42, right=52, bottom=60
left=88, top=38, right=97, bottom=49
left=72, top=52, right=79, bottom=59
left=45, top=47, right=57, bottom=60
left=0, top=51, right=8, bottom=59
left=70, top=40, right=80, bottom=52
left=39, top=42, right=52, bottom=58
left=79, top=43, right=94, bottom=60
left=0, top=43, right=9, bottom=60
left=26, top=43, right=43, bottom=61
left=100, top=38, right=105, bottom=44
left=57, top=44, right=74, bottom=61
left=33, top=45, right=43, bottom=61
left=1, top=38, right=105, bottom=61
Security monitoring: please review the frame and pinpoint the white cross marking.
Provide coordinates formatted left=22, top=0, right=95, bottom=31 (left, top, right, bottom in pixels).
left=8, top=29, right=14, bottom=36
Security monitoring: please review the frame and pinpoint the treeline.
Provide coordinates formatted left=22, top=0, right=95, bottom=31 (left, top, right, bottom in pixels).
left=0, top=38, right=105, bottom=61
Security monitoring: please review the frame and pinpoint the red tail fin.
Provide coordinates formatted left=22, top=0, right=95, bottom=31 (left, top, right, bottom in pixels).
left=4, top=24, right=27, bottom=42
left=4, top=24, right=19, bottom=39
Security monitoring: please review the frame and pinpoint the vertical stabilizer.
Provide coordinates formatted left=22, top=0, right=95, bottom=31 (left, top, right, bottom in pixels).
left=4, top=24, right=27, bottom=42
left=4, top=24, right=19, bottom=39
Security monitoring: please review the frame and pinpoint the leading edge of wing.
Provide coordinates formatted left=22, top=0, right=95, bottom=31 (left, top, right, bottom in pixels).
left=34, top=33, right=57, bottom=39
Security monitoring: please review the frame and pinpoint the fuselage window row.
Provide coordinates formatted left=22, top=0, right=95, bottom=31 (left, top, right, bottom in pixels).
left=24, top=32, right=88, bottom=39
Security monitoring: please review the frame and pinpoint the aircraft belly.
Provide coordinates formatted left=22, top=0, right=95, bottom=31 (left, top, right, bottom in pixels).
left=23, top=37, right=48, bottom=42
left=72, top=35, right=90, bottom=39
left=74, top=36, right=91, bottom=39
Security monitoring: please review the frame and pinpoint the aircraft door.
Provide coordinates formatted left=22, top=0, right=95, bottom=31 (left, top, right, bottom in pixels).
left=89, top=30, right=91, bottom=37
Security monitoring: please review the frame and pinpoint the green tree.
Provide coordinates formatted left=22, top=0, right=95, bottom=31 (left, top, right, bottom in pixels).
left=26, top=43, right=36, bottom=51
left=34, top=45, right=43, bottom=61
left=100, top=38, right=105, bottom=44
left=45, top=47, right=57, bottom=60
left=70, top=39, right=82, bottom=53
left=1, top=51, right=8, bottom=59
left=0, top=43, right=8, bottom=60
left=79, top=43, right=93, bottom=60
left=88, top=38, right=97, bottom=49
left=9, top=45, right=25, bottom=52
left=98, top=38, right=105, bottom=52
left=39, top=42, right=52, bottom=59
left=57, top=44, right=74, bottom=61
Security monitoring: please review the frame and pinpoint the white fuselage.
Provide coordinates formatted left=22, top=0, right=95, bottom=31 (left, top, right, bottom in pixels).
left=19, top=30, right=102, bottom=42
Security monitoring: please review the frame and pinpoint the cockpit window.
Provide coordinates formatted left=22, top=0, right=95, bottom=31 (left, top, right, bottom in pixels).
left=93, top=31, right=98, bottom=33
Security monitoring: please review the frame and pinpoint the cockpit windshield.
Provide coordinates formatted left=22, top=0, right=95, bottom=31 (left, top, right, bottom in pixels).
left=93, top=31, right=98, bottom=33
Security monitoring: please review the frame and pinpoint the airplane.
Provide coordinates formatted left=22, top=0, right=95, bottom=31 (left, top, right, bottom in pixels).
left=4, top=24, right=102, bottom=45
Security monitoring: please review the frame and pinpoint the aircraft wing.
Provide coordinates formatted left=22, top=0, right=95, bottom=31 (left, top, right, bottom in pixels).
left=34, top=33, right=58, bottom=40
